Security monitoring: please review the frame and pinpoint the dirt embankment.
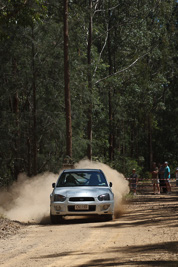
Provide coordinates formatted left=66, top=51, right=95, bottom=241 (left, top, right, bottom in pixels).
left=0, top=217, right=23, bottom=239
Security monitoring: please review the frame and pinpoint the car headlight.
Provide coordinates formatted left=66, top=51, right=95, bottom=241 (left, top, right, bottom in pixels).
left=98, top=193, right=110, bottom=201
left=54, top=194, right=66, bottom=202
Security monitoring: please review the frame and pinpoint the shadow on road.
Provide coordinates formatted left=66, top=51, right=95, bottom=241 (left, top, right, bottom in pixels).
left=32, top=241, right=178, bottom=267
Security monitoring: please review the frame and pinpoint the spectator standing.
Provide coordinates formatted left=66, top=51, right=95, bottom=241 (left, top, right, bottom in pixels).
left=151, top=162, right=160, bottom=194
left=159, top=163, right=166, bottom=193
left=175, top=168, right=178, bottom=187
left=130, top=169, right=138, bottom=196
left=164, top=161, right=171, bottom=194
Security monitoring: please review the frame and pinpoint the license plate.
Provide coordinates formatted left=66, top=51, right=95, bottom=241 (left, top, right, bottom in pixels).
left=75, top=205, right=89, bottom=210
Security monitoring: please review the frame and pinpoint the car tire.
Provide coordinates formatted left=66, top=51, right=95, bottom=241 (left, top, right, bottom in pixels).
left=50, top=214, right=63, bottom=224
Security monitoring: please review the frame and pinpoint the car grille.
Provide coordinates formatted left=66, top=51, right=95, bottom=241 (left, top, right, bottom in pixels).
left=68, top=205, right=96, bottom=212
left=69, top=197, right=95, bottom=202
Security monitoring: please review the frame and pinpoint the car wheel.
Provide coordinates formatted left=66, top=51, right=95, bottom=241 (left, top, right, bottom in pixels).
left=50, top=214, right=63, bottom=224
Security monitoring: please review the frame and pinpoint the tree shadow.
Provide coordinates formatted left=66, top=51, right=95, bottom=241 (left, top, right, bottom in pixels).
left=32, top=241, right=178, bottom=266
left=91, top=193, right=178, bottom=229
left=78, top=259, right=178, bottom=267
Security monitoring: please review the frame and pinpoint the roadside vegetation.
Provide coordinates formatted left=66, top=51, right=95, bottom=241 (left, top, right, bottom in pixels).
left=0, top=0, right=178, bottom=186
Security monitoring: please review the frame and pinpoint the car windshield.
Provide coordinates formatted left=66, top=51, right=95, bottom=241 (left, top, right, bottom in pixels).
left=56, top=171, right=107, bottom=187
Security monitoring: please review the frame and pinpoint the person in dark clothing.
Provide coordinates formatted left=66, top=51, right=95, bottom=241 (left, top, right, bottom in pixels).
left=151, top=162, right=160, bottom=195
left=159, top=163, right=166, bottom=193
left=130, top=169, right=138, bottom=196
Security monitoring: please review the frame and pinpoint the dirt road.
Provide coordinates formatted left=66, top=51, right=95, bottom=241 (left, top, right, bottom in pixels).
left=0, top=191, right=178, bottom=267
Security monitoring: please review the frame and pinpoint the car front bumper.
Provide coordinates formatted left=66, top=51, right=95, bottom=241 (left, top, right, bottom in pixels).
left=50, top=198, right=114, bottom=216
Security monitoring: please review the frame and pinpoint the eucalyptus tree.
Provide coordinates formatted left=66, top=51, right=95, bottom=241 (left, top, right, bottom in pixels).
left=64, top=0, right=72, bottom=159
left=88, top=0, right=177, bottom=170
left=0, top=0, right=177, bottom=185
left=153, top=0, right=178, bottom=166
left=65, top=0, right=107, bottom=161
left=0, top=0, right=47, bottom=179
left=86, top=0, right=93, bottom=160
left=0, top=0, right=66, bottom=180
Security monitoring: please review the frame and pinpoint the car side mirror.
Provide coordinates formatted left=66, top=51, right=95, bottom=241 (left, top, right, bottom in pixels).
left=109, top=182, right=112, bottom=187
left=52, top=183, right=55, bottom=188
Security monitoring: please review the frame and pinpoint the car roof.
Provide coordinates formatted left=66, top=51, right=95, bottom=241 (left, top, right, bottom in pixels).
left=63, top=169, right=102, bottom=173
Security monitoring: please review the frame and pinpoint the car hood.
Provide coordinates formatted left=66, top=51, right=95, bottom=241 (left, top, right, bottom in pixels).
left=53, top=186, right=112, bottom=197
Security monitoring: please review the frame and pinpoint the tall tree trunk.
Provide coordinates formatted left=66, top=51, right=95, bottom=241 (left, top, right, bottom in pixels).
left=27, top=135, right=31, bottom=176
left=148, top=114, right=153, bottom=170
left=12, top=58, right=20, bottom=180
left=64, top=0, right=72, bottom=158
left=87, top=0, right=93, bottom=160
left=108, top=4, right=114, bottom=161
left=32, top=26, right=37, bottom=175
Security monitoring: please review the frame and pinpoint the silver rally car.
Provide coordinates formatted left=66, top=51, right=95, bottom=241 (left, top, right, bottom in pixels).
left=50, top=169, right=114, bottom=223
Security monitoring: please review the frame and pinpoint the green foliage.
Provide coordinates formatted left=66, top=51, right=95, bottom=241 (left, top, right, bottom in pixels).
left=0, top=0, right=178, bottom=185
left=111, top=156, right=143, bottom=178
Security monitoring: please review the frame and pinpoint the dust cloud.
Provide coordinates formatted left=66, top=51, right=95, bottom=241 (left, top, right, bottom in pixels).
left=0, top=172, right=58, bottom=223
left=0, top=160, right=129, bottom=223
